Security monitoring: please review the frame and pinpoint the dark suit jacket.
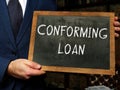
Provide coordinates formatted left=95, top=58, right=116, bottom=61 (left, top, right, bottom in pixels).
left=0, top=0, right=57, bottom=90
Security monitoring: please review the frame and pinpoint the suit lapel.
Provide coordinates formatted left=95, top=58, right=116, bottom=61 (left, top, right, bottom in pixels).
left=0, top=0, right=16, bottom=48
left=16, top=0, right=37, bottom=44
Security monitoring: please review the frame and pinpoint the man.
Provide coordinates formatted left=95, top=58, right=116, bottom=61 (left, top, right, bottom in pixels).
left=0, top=0, right=56, bottom=90
left=0, top=0, right=120, bottom=90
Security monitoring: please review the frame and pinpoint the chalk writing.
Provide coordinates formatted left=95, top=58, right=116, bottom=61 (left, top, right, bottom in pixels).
left=37, top=24, right=108, bottom=55
left=37, top=24, right=108, bottom=39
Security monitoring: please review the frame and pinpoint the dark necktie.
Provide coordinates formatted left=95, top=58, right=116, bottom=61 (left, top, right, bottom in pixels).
left=8, top=0, right=23, bottom=38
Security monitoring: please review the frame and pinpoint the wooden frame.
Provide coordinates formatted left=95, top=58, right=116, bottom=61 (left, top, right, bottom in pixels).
left=28, top=11, right=115, bottom=75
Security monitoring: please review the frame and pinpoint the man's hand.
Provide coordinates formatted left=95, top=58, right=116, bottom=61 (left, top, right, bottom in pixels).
left=114, top=16, right=120, bottom=37
left=7, top=59, right=45, bottom=80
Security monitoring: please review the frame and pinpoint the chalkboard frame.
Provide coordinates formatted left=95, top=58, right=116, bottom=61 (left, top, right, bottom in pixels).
left=28, top=11, right=115, bottom=75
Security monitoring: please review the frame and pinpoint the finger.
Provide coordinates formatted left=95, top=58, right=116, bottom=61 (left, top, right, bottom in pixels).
left=115, top=33, right=119, bottom=37
left=114, top=21, right=120, bottom=27
left=28, top=69, right=46, bottom=76
left=15, top=74, right=31, bottom=80
left=114, top=16, right=118, bottom=21
left=115, top=27, right=120, bottom=31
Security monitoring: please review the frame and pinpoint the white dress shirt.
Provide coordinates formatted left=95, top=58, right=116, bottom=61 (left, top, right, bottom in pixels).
left=6, top=0, right=27, bottom=16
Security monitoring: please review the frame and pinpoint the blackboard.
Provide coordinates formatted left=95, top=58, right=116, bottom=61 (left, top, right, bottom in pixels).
left=28, top=11, right=115, bottom=75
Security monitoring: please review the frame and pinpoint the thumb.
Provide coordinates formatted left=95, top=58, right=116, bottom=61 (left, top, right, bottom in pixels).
left=26, top=60, right=42, bottom=70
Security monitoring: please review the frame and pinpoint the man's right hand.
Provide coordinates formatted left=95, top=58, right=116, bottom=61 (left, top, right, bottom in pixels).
left=7, top=59, right=45, bottom=80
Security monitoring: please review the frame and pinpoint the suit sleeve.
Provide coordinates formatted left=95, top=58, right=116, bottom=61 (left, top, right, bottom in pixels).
left=0, top=57, right=11, bottom=83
